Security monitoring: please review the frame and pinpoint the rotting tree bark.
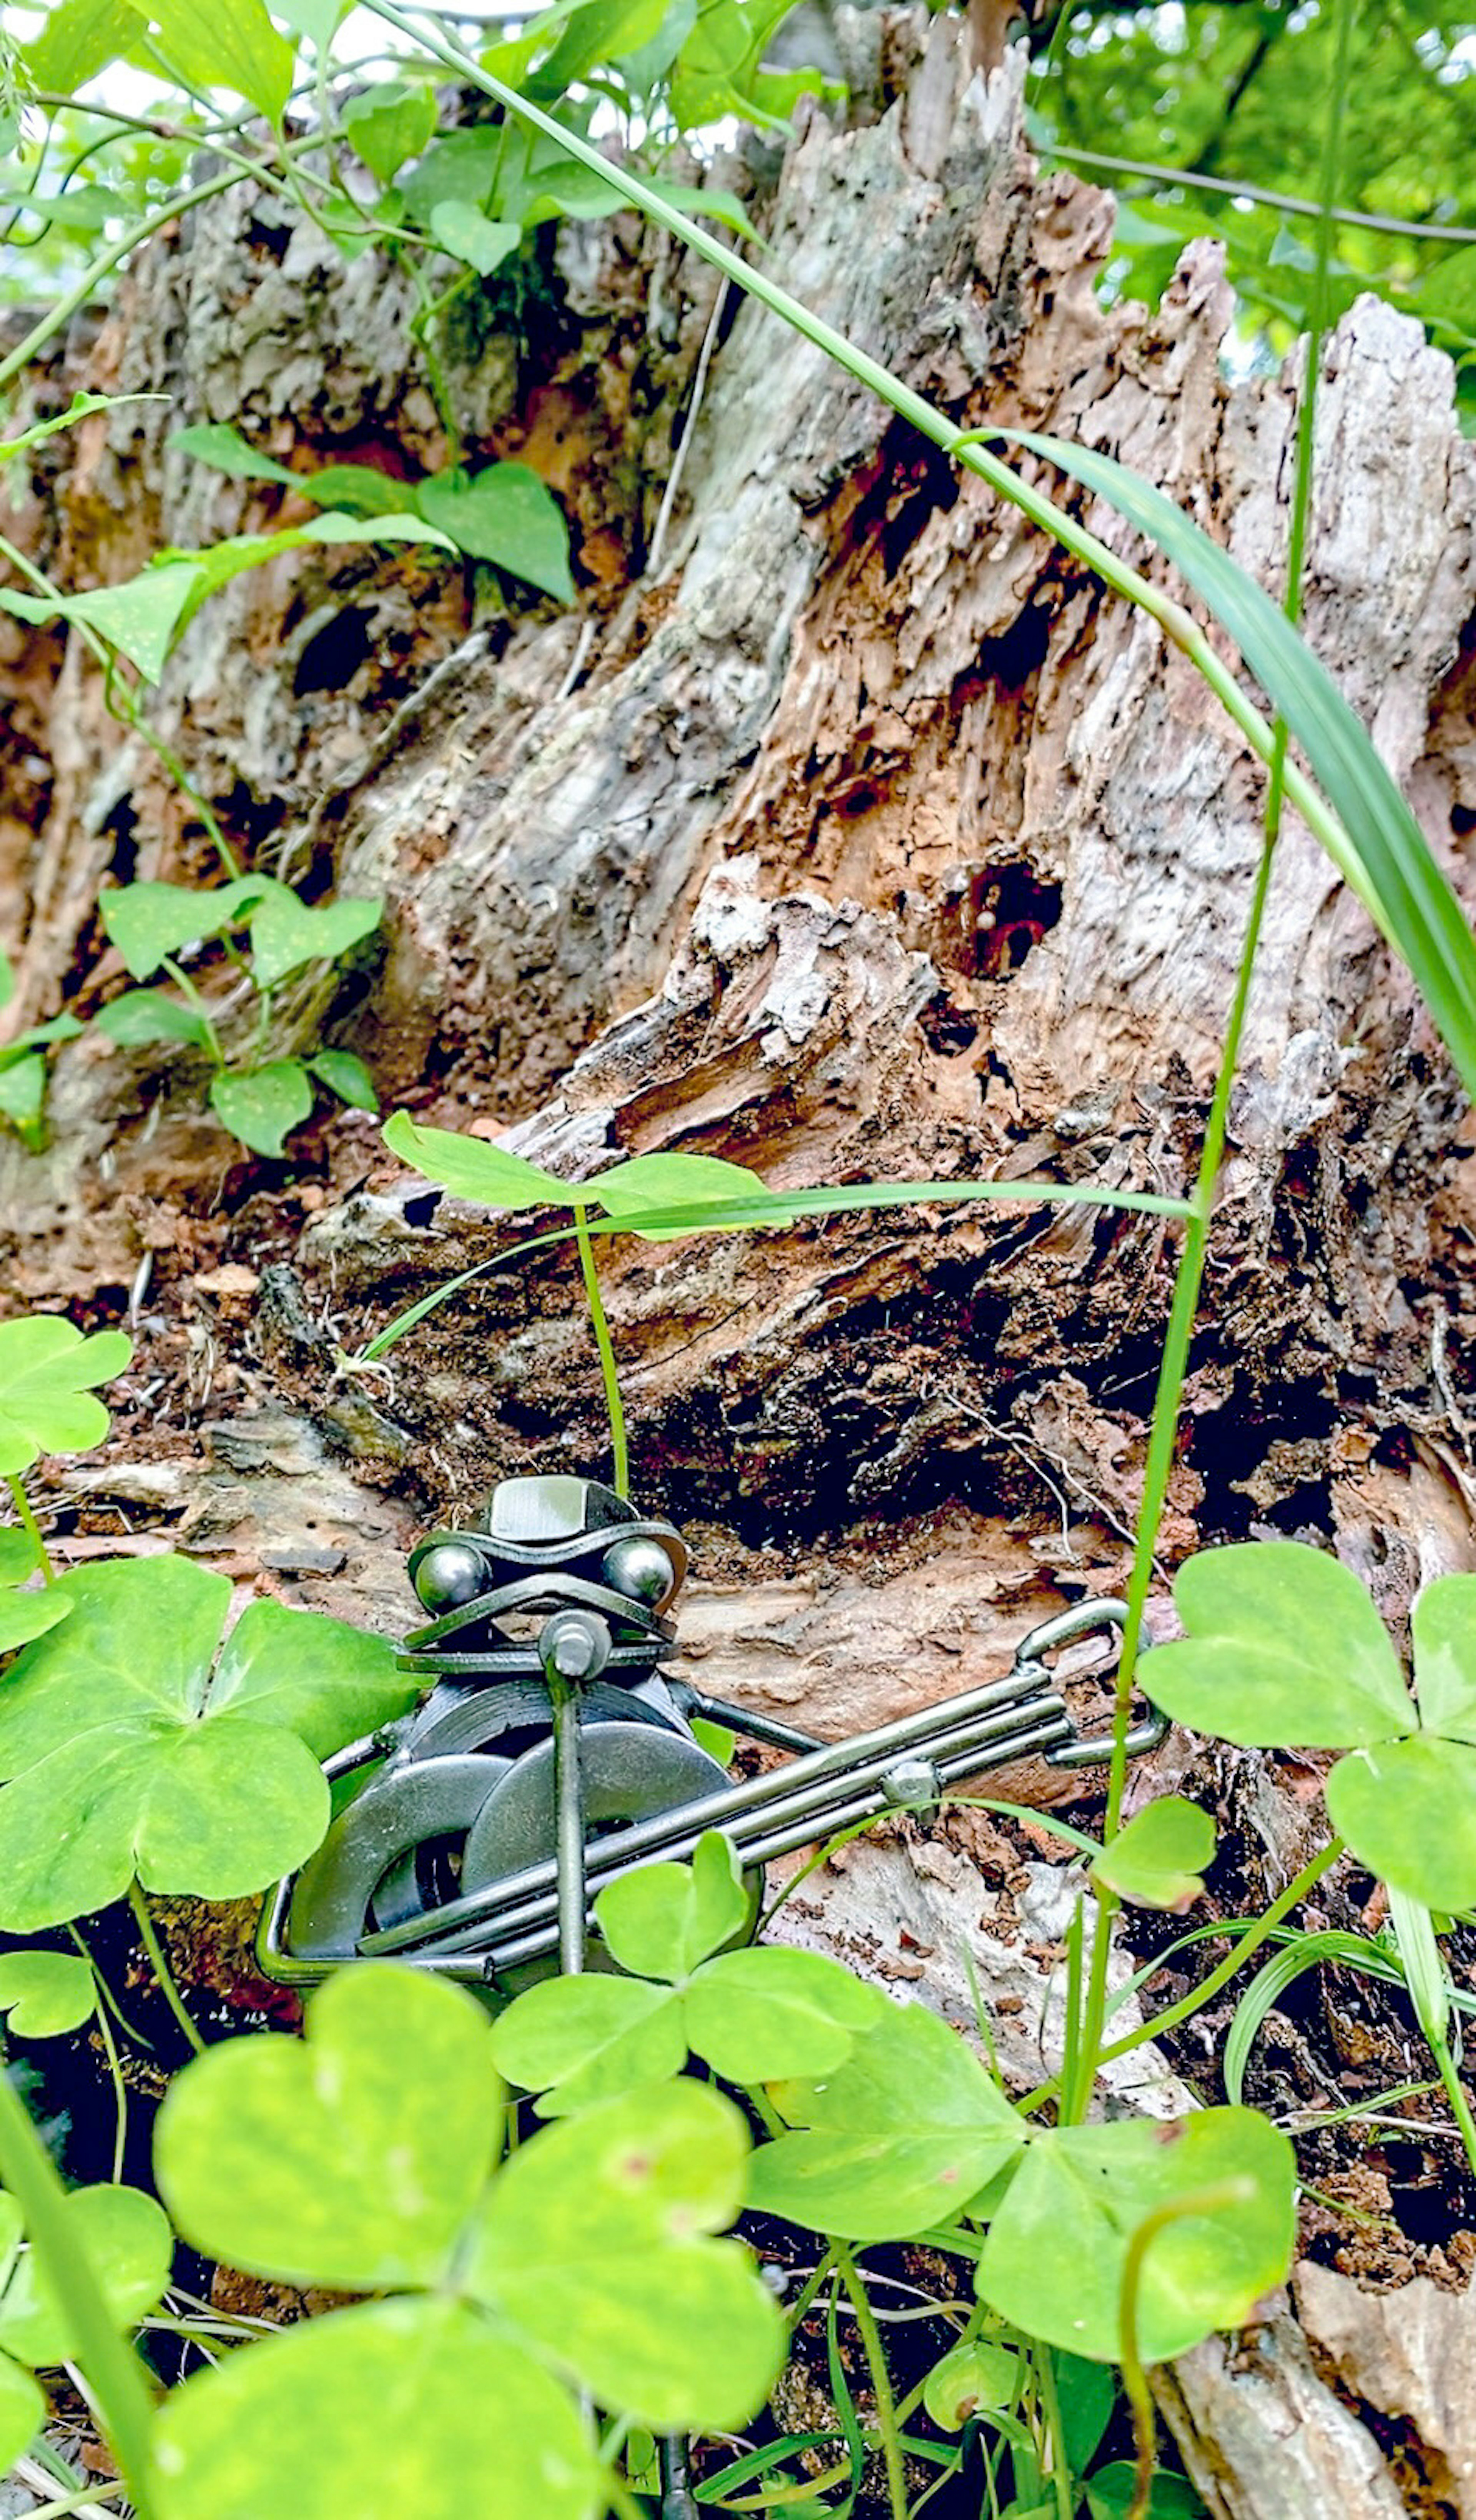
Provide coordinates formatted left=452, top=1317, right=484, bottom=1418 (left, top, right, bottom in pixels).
left=3, top=13, right=1476, bottom=2510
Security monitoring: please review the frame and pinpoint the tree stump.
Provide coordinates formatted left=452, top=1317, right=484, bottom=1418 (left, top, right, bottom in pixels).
left=3, top=15, right=1475, bottom=2508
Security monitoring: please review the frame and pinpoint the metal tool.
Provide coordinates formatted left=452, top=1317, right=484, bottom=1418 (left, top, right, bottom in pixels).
left=259, top=1472, right=1166, bottom=1992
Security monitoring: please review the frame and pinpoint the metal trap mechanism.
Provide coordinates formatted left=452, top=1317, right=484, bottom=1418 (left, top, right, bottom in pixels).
left=259, top=1474, right=1166, bottom=1991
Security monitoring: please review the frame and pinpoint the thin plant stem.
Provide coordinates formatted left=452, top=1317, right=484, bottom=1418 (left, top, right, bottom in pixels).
left=1066, top=0, right=1356, bottom=2119
left=89, top=1992, right=128, bottom=2187
left=832, top=2247, right=907, bottom=2520
left=127, top=1881, right=206, bottom=2056
left=1039, top=142, right=1476, bottom=247
left=1017, top=1837, right=1345, bottom=2115
left=66, top=1921, right=156, bottom=2053
left=573, top=1203, right=629, bottom=1499
left=602, top=2472, right=647, bottom=2520
left=1034, top=2348, right=1073, bottom=2520
left=1117, top=2181, right=1253, bottom=2520
left=359, top=1178, right=1192, bottom=1368
left=6, top=1474, right=55, bottom=1583
left=1064, top=821, right=1280, bottom=2118
left=158, top=960, right=226, bottom=1070
left=8, top=2481, right=127, bottom=2520
left=1424, top=2029, right=1476, bottom=2181
left=0, top=2068, right=158, bottom=2514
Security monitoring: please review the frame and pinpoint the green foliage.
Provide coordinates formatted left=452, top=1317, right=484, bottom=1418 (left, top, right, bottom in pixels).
left=0, top=391, right=165, bottom=465
left=0, top=2181, right=170, bottom=2469
left=382, top=1109, right=792, bottom=1238
left=0, top=1531, right=71, bottom=1653
left=0, top=953, right=85, bottom=1151
left=171, top=426, right=575, bottom=597
left=0, top=1316, right=131, bottom=1475
left=121, top=0, right=295, bottom=121
left=1146, top=1545, right=1476, bottom=1909
left=151, top=1965, right=783, bottom=2518
left=0, top=512, right=454, bottom=684
left=208, top=1063, right=316, bottom=1159
left=1030, top=0, right=1476, bottom=400
left=0, top=1948, right=95, bottom=2036
left=93, top=875, right=382, bottom=1156
left=752, top=1996, right=1025, bottom=2241
left=491, top=1830, right=881, bottom=2112
left=922, top=2337, right=1022, bottom=2428
left=974, top=2108, right=1294, bottom=2365
left=340, top=78, right=436, bottom=185
left=0, top=1556, right=415, bottom=1926
left=1091, top=1798, right=1215, bottom=1911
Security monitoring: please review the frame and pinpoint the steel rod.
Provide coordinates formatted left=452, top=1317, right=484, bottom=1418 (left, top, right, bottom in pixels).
left=475, top=1712, right=1074, bottom=1978
left=359, top=1656, right=1055, bottom=1955
left=551, top=1681, right=587, bottom=1975
left=382, top=1691, right=1071, bottom=1962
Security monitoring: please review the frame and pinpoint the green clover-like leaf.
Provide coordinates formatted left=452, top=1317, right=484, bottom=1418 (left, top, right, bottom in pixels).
left=152, top=2296, right=601, bottom=2520
left=492, top=1838, right=879, bottom=2112
left=1090, top=1798, right=1215, bottom=1910
left=1144, top=1542, right=1411, bottom=1747
left=491, top=1975, right=685, bottom=2117
left=1412, top=1574, right=1476, bottom=1745
left=750, top=1998, right=1025, bottom=2241
left=0, top=1316, right=132, bottom=1475
left=0, top=2182, right=171, bottom=2369
left=922, top=2339, right=1022, bottom=2429
left=0, top=1558, right=414, bottom=1928
left=976, top=2107, right=1295, bottom=2365
left=465, top=2077, right=783, bottom=2429
left=596, top=1830, right=749, bottom=1978
left=158, top=1964, right=502, bottom=2289
left=0, top=1950, right=94, bottom=2037
left=155, top=1966, right=782, bottom=2459
left=1325, top=1734, right=1476, bottom=1911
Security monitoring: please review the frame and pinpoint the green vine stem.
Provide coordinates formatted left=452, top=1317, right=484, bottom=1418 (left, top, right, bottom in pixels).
left=1016, top=1836, right=1345, bottom=2117
left=126, top=1883, right=205, bottom=2058
left=572, top=1203, right=630, bottom=1500
left=1067, top=0, right=1355, bottom=2113
left=832, top=2246, right=908, bottom=2520
left=0, top=2068, right=158, bottom=2515
left=1117, top=2181, right=1253, bottom=2520
left=5, top=1474, right=55, bottom=1584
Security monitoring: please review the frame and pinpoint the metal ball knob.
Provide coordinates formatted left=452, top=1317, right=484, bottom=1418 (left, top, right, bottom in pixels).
left=412, top=1541, right=487, bottom=1612
left=602, top=1534, right=677, bottom=1607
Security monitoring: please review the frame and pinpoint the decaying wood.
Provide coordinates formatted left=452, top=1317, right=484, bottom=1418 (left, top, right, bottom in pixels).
left=4, top=13, right=1476, bottom=2509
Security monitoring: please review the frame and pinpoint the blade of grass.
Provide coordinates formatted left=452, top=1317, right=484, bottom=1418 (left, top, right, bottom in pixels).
left=0, top=2072, right=157, bottom=2514
left=357, top=1174, right=1191, bottom=1363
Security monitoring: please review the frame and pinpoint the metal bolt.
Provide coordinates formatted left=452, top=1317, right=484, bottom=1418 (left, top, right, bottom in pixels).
left=539, top=1608, right=611, bottom=1683
left=880, top=1757, right=940, bottom=1810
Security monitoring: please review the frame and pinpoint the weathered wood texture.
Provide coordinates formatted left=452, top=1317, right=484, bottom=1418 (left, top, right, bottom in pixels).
left=3, top=15, right=1476, bottom=2509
